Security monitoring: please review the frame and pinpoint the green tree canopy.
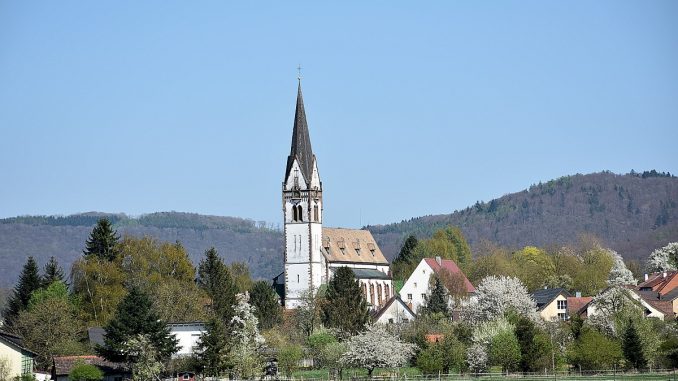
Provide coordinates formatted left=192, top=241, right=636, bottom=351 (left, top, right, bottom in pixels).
left=198, top=248, right=238, bottom=324
left=321, top=267, right=369, bottom=335
left=249, top=281, right=282, bottom=330
left=98, top=286, right=178, bottom=362
left=83, top=218, right=120, bottom=261
left=41, top=256, right=66, bottom=288
left=3, top=256, right=41, bottom=327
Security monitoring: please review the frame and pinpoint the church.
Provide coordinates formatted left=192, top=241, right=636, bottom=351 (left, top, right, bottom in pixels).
left=273, top=81, right=393, bottom=310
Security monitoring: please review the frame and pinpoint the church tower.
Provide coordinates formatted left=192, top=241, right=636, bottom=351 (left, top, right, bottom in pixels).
left=283, top=80, right=323, bottom=308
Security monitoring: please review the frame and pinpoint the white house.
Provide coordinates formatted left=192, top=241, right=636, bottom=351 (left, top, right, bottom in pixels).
left=0, top=330, right=36, bottom=379
left=372, top=296, right=416, bottom=324
left=276, top=81, right=392, bottom=310
left=399, top=257, right=475, bottom=313
left=168, top=322, right=206, bottom=357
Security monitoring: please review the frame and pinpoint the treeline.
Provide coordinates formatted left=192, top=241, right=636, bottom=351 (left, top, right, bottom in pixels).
left=0, top=212, right=279, bottom=233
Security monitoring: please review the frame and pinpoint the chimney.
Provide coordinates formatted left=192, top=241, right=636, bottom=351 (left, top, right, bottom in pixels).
left=435, top=256, right=442, bottom=266
left=576, top=292, right=581, bottom=298
left=644, top=274, right=649, bottom=281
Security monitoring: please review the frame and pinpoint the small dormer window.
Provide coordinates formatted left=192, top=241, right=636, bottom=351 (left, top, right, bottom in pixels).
left=367, top=243, right=376, bottom=256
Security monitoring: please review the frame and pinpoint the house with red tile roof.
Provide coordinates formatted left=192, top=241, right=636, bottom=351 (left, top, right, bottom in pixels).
left=398, top=257, right=474, bottom=314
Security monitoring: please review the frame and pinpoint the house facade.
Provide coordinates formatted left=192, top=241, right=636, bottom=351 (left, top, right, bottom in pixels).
left=399, top=257, right=475, bottom=313
left=0, top=330, right=36, bottom=379
left=279, top=81, right=391, bottom=309
left=372, top=296, right=416, bottom=324
left=531, top=288, right=571, bottom=321
left=168, top=322, right=205, bottom=358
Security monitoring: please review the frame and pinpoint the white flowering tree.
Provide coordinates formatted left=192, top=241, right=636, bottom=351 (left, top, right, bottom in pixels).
left=466, top=343, right=488, bottom=374
left=607, top=250, right=637, bottom=286
left=462, top=276, right=538, bottom=324
left=230, top=292, right=266, bottom=379
left=122, top=334, right=163, bottom=381
left=647, top=242, right=678, bottom=272
left=471, top=318, right=515, bottom=346
left=340, top=324, right=417, bottom=377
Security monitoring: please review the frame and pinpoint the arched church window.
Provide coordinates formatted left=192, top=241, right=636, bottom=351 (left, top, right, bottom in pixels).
left=369, top=284, right=375, bottom=305
left=361, top=283, right=367, bottom=299
left=297, top=274, right=300, bottom=283
left=292, top=205, right=298, bottom=222
left=297, top=205, right=303, bottom=222
left=377, top=284, right=383, bottom=306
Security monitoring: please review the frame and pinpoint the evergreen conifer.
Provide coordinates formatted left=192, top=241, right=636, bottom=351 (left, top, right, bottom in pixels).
left=249, top=281, right=282, bottom=330
left=83, top=218, right=120, bottom=261
left=98, top=286, right=178, bottom=362
left=42, top=256, right=66, bottom=287
left=197, top=248, right=238, bottom=324
left=3, top=256, right=41, bottom=327
left=321, top=267, right=369, bottom=335
left=622, top=319, right=646, bottom=370
left=420, top=276, right=450, bottom=317
left=195, top=317, right=230, bottom=377
left=392, top=235, right=418, bottom=279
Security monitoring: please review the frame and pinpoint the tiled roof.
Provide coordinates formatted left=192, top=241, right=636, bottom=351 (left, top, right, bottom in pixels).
left=530, top=288, right=570, bottom=310
left=567, top=296, right=593, bottom=316
left=423, top=258, right=475, bottom=293
left=372, top=296, right=415, bottom=321
left=285, top=81, right=315, bottom=185
left=638, top=271, right=678, bottom=295
left=52, top=356, right=127, bottom=377
left=321, top=228, right=389, bottom=265
left=631, top=290, right=674, bottom=318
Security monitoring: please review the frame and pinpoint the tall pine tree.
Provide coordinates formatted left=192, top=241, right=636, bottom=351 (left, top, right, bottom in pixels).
left=83, top=218, right=120, bottom=261
left=42, top=256, right=66, bottom=287
left=420, top=276, right=450, bottom=318
left=249, top=281, right=282, bottom=330
left=98, top=286, right=178, bottom=362
left=197, top=248, right=238, bottom=324
left=321, top=267, right=369, bottom=335
left=195, top=317, right=230, bottom=377
left=622, top=319, right=646, bottom=370
left=3, top=256, right=41, bottom=328
left=392, top=235, right=418, bottom=280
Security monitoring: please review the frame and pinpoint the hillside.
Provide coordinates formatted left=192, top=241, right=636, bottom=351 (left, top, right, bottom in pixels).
left=0, top=212, right=283, bottom=288
left=0, top=171, right=676, bottom=288
left=367, top=171, right=678, bottom=261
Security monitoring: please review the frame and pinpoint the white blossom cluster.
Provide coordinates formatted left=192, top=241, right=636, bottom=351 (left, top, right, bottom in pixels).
left=340, top=324, right=417, bottom=372
left=230, top=292, right=265, bottom=347
left=587, top=286, right=640, bottom=336
left=462, top=276, right=538, bottom=324
left=471, top=318, right=515, bottom=346
left=647, top=242, right=678, bottom=272
left=466, top=343, right=488, bottom=373
left=607, top=249, right=637, bottom=286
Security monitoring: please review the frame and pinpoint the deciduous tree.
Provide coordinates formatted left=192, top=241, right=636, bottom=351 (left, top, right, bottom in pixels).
left=340, top=324, right=417, bottom=377
left=229, top=293, right=265, bottom=380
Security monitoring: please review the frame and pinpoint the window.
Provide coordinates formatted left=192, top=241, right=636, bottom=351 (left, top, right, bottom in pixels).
left=297, top=274, right=300, bottom=283
left=297, top=205, right=303, bottom=222
left=292, top=205, right=298, bottom=221
left=421, top=293, right=426, bottom=299
left=557, top=300, right=567, bottom=310
left=314, top=205, right=319, bottom=222
left=21, top=355, right=32, bottom=375
left=558, top=312, right=567, bottom=321
left=183, top=374, right=190, bottom=381
left=414, top=282, right=417, bottom=288
left=407, top=294, right=412, bottom=300
left=388, top=318, right=394, bottom=324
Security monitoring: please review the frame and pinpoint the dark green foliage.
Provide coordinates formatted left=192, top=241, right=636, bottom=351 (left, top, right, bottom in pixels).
left=195, top=317, right=230, bottom=377
left=321, top=267, right=369, bottom=335
left=249, top=281, right=282, bottom=330
left=98, top=286, right=178, bottom=362
left=83, top=218, right=119, bottom=261
left=392, top=235, right=418, bottom=280
left=622, top=319, right=646, bottom=370
left=197, top=248, right=238, bottom=324
left=515, top=316, right=546, bottom=372
left=41, top=256, right=66, bottom=287
left=69, top=363, right=104, bottom=381
left=659, top=335, right=678, bottom=368
left=3, top=256, right=41, bottom=327
left=569, top=314, right=584, bottom=340
left=420, top=276, right=450, bottom=318
left=566, top=328, right=623, bottom=370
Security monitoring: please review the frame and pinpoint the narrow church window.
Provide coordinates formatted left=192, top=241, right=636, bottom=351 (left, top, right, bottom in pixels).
left=313, top=205, right=319, bottom=222
left=292, top=205, right=298, bottom=222
left=297, top=274, right=300, bottom=283
left=297, top=205, right=303, bottom=222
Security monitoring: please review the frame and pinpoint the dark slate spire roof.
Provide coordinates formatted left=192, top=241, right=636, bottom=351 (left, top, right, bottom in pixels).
left=285, top=81, right=315, bottom=184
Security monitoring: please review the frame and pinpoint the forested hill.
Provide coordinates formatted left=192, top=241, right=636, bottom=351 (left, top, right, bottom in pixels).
left=367, top=171, right=678, bottom=261
left=1, top=171, right=676, bottom=288
left=0, top=212, right=283, bottom=288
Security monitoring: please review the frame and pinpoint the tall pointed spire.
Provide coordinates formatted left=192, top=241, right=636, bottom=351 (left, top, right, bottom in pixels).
left=285, top=80, right=315, bottom=184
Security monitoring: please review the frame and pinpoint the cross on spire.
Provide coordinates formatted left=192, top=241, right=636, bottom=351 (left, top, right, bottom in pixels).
left=297, top=64, right=302, bottom=81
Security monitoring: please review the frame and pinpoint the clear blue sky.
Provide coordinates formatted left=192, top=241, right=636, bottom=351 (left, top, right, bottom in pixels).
left=1, top=1, right=677, bottom=228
